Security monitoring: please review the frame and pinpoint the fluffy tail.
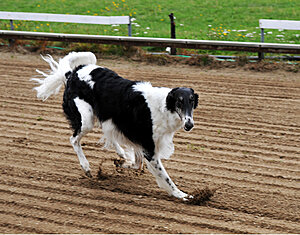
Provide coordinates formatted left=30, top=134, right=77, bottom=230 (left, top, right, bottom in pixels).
left=31, top=51, right=97, bottom=101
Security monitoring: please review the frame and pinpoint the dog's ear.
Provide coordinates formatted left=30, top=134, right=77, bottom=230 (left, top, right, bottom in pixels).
left=166, top=88, right=178, bottom=112
left=193, top=93, right=199, bottom=109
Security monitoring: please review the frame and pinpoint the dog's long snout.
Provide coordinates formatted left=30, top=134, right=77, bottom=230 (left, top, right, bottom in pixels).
left=184, top=116, right=194, bottom=131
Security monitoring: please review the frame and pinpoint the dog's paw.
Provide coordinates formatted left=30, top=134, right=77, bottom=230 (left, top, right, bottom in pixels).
left=85, top=170, right=92, bottom=178
left=114, top=158, right=141, bottom=170
left=182, top=194, right=194, bottom=201
left=172, top=190, right=191, bottom=199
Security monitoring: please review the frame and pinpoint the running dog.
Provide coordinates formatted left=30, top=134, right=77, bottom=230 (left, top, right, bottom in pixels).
left=32, top=52, right=198, bottom=200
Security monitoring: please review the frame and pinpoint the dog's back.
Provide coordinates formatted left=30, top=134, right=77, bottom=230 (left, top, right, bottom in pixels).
left=63, top=64, right=155, bottom=160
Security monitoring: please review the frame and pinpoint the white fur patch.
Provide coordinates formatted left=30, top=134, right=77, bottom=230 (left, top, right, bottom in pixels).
left=77, top=64, right=100, bottom=89
left=133, top=82, right=170, bottom=113
left=133, top=82, right=182, bottom=159
left=100, top=119, right=144, bottom=160
left=74, top=97, right=94, bottom=133
left=67, top=51, right=97, bottom=70
left=32, top=52, right=98, bottom=101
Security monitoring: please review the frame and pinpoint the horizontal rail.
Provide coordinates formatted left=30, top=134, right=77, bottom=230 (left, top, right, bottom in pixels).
left=0, top=11, right=130, bottom=25
left=1, top=30, right=300, bottom=54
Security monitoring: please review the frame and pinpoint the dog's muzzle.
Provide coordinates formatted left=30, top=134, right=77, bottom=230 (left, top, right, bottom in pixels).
left=184, top=116, right=194, bottom=131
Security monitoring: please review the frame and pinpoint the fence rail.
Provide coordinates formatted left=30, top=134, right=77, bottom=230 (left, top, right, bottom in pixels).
left=0, top=11, right=131, bottom=25
left=0, top=11, right=132, bottom=36
left=1, top=30, right=300, bottom=54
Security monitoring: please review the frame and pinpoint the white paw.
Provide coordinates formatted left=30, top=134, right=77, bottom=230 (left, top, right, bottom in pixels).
left=80, top=162, right=92, bottom=177
left=182, top=194, right=194, bottom=201
left=81, top=162, right=90, bottom=174
left=122, top=160, right=136, bottom=169
left=172, top=190, right=191, bottom=199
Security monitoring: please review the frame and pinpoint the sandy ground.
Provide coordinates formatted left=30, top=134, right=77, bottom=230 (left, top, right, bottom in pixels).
left=0, top=51, right=299, bottom=233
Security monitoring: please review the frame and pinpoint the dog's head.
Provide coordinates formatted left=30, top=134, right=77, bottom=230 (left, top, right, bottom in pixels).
left=166, top=87, right=199, bottom=131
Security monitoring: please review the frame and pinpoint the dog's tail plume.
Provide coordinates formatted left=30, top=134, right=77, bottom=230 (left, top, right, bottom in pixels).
left=31, top=52, right=97, bottom=101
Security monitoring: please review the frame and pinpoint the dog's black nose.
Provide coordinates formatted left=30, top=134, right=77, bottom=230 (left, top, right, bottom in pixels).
left=184, top=121, right=194, bottom=131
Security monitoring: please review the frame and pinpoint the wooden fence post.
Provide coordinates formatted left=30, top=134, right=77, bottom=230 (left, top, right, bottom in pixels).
left=9, top=19, right=15, bottom=47
left=168, top=13, right=176, bottom=55
left=258, top=28, right=264, bottom=60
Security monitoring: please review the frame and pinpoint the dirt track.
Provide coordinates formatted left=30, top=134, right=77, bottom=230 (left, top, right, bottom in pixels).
left=0, top=52, right=299, bottom=233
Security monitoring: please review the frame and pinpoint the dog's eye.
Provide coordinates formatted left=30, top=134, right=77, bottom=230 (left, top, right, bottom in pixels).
left=176, top=99, right=183, bottom=108
left=190, top=95, right=194, bottom=102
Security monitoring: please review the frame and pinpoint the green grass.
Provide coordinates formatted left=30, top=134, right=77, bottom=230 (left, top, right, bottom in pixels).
left=0, top=0, right=299, bottom=48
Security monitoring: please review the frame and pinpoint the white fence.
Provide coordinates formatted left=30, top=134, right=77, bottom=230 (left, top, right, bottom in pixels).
left=0, top=11, right=132, bottom=36
left=259, top=19, right=300, bottom=59
left=0, top=12, right=299, bottom=57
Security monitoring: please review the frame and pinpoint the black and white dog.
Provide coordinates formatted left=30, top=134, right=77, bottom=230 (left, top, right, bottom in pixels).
left=32, top=52, right=198, bottom=200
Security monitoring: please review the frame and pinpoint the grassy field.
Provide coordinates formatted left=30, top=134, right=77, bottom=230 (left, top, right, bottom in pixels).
left=0, top=0, right=299, bottom=49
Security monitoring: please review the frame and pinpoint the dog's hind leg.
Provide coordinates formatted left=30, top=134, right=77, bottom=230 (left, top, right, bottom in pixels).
left=64, top=97, right=94, bottom=177
left=113, top=143, right=136, bottom=169
left=70, top=132, right=92, bottom=177
left=113, top=143, right=144, bottom=170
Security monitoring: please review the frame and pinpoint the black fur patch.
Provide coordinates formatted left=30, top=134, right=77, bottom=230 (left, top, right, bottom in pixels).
left=166, top=87, right=199, bottom=115
left=63, top=66, right=155, bottom=161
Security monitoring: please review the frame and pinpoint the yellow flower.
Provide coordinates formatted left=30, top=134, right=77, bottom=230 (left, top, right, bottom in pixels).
left=160, top=19, right=164, bottom=21
left=46, top=23, right=50, bottom=26
left=87, top=10, right=90, bottom=13
left=37, top=4, right=40, bottom=7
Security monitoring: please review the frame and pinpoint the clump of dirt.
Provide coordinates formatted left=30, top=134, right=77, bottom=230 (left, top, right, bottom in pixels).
left=142, top=54, right=172, bottom=65
left=236, top=55, right=249, bottom=66
left=113, top=158, right=125, bottom=168
left=187, top=54, right=218, bottom=67
left=96, top=161, right=108, bottom=180
left=186, top=186, right=216, bottom=205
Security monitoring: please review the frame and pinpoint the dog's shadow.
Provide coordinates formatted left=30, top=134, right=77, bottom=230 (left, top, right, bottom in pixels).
left=77, top=162, right=162, bottom=200
left=76, top=160, right=216, bottom=205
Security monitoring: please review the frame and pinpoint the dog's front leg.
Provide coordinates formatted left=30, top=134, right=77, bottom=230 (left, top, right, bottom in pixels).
left=146, top=158, right=190, bottom=199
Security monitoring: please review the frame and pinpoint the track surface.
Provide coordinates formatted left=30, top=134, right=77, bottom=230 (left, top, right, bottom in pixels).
left=0, top=52, right=299, bottom=233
